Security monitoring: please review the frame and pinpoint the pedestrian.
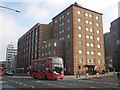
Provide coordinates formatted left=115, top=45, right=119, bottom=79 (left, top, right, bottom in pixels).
left=76, top=71, right=79, bottom=78
left=78, top=71, right=80, bottom=78
left=117, top=72, right=120, bottom=79
left=102, top=69, right=105, bottom=74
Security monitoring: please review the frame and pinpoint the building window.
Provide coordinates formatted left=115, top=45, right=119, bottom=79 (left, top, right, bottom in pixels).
left=48, top=51, right=51, bottom=55
left=54, top=43, right=57, bottom=47
left=96, top=30, right=100, bottom=34
left=59, top=24, right=61, bottom=27
left=62, top=15, right=64, bottom=19
left=59, top=17, right=61, bottom=20
left=96, top=16, right=99, bottom=20
left=98, top=52, right=101, bottom=56
left=97, top=44, right=101, bottom=48
left=87, top=59, right=90, bottom=63
left=96, top=23, right=99, bottom=26
left=89, top=21, right=92, bottom=25
left=78, top=42, right=82, bottom=46
left=36, top=32, right=38, bottom=36
left=79, top=50, right=83, bottom=54
left=91, top=51, right=94, bottom=55
left=85, top=20, right=89, bottom=24
left=91, top=59, right=94, bottom=63
left=59, top=31, right=62, bottom=34
left=42, top=46, right=44, bottom=49
left=55, top=20, right=57, bottom=23
left=67, top=19, right=70, bottom=23
left=77, top=10, right=81, bottom=14
left=91, top=43, right=94, bottom=47
left=78, top=34, right=82, bottom=38
left=45, top=52, right=47, bottom=56
left=89, top=14, right=92, bottom=18
left=48, top=43, right=51, bottom=47
left=42, top=53, right=44, bottom=56
left=86, top=35, right=89, bottom=39
left=54, top=51, right=58, bottom=55
left=78, top=18, right=81, bottom=22
left=98, top=59, right=101, bottom=64
left=85, top=13, right=88, bottom=17
left=90, top=36, right=93, bottom=39
left=67, top=12, right=70, bottom=15
left=45, top=45, right=47, bottom=48
left=67, top=34, right=70, bottom=38
left=79, top=58, right=83, bottom=63
left=87, top=51, right=90, bottom=55
left=62, top=37, right=64, bottom=40
left=90, top=28, right=93, bottom=32
left=97, top=37, right=100, bottom=41
left=78, top=25, right=82, bottom=30
left=86, top=28, right=89, bottom=31
left=67, top=42, right=70, bottom=46
left=67, top=26, right=70, bottom=30
left=62, top=22, right=64, bottom=26
left=86, top=43, right=90, bottom=47
left=62, top=29, right=64, bottom=33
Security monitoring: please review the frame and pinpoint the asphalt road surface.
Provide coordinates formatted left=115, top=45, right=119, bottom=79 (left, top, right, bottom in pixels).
left=1, top=74, right=120, bottom=90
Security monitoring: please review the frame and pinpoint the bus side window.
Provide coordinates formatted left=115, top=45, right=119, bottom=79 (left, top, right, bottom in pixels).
left=48, top=68, right=53, bottom=73
left=32, top=68, right=35, bottom=72
left=34, top=67, right=38, bottom=73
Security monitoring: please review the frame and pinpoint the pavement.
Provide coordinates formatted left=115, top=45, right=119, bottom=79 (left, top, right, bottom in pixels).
left=63, top=72, right=115, bottom=80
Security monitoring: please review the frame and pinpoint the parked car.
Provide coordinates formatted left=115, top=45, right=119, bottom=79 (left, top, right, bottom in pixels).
left=5, top=69, right=13, bottom=76
left=6, top=71, right=13, bottom=76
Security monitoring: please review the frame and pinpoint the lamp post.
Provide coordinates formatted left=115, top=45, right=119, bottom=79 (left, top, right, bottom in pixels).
left=0, top=5, right=20, bottom=13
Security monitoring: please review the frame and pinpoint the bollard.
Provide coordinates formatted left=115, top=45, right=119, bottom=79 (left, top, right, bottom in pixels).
left=96, top=73, right=100, bottom=78
left=86, top=73, right=89, bottom=79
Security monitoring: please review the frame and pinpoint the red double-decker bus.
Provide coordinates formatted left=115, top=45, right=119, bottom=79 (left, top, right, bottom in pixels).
left=30, top=56, right=64, bottom=80
left=0, top=61, right=5, bottom=76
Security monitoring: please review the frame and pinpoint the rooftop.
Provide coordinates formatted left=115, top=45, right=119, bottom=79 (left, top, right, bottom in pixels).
left=53, top=2, right=102, bottom=19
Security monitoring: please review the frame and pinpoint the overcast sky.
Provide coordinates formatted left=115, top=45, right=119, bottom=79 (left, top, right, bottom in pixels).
left=0, top=0, right=119, bottom=61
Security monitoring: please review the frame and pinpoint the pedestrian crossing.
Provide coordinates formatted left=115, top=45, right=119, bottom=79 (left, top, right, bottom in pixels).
left=0, top=78, right=15, bottom=89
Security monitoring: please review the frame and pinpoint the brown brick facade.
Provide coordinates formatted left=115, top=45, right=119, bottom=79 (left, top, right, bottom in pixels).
left=17, top=3, right=105, bottom=75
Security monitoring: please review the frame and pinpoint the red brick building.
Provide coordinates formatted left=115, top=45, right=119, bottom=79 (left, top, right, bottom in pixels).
left=17, top=3, right=105, bottom=75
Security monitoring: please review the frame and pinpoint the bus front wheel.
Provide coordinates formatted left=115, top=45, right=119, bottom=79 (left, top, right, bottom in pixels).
left=34, top=75, right=37, bottom=79
left=44, top=75, right=48, bottom=80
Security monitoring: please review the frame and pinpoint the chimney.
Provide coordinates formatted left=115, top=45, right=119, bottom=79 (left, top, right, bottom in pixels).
left=74, top=2, right=78, bottom=6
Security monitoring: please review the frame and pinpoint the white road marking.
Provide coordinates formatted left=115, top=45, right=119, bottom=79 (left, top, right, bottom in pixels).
left=23, top=84, right=27, bottom=87
left=36, top=80, right=66, bottom=88
left=15, top=82, right=19, bottom=84
left=11, top=80, right=15, bottom=82
left=31, top=85, right=35, bottom=88
left=80, top=80, right=118, bottom=86
left=0, top=81, right=6, bottom=84
left=19, top=83, right=22, bottom=85
left=2, top=84, right=15, bottom=88
left=89, top=86, right=97, bottom=88
left=79, top=80, right=118, bottom=88
left=36, top=80, right=42, bottom=82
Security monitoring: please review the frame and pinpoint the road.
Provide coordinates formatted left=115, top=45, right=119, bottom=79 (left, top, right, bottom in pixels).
left=1, top=74, right=120, bottom=90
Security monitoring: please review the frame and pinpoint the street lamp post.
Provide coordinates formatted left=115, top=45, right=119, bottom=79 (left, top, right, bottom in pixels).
left=0, top=5, right=20, bottom=13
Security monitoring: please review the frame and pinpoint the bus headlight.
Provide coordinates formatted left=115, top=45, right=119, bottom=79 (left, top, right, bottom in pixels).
left=54, top=71, right=59, bottom=75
